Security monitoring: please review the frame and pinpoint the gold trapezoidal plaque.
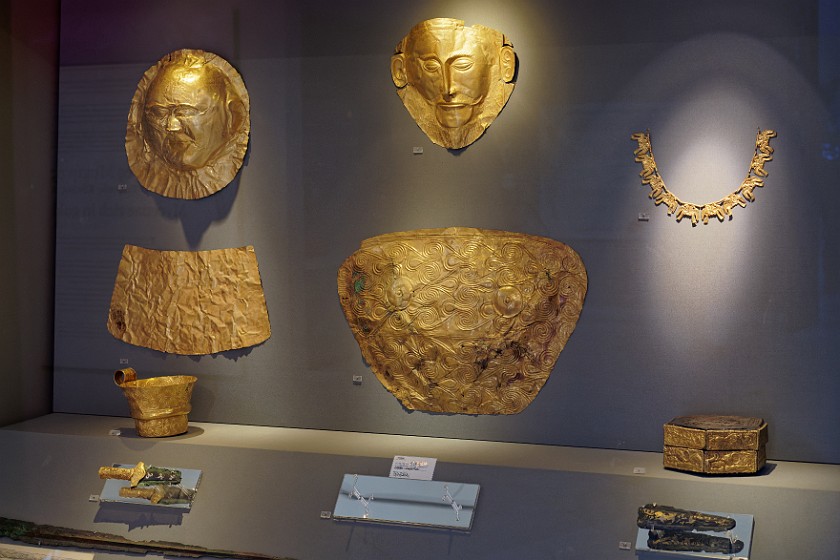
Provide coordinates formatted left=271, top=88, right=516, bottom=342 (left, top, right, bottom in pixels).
left=337, top=227, right=587, bottom=414
left=107, top=244, right=270, bottom=355
left=126, top=49, right=250, bottom=199
left=391, top=18, right=517, bottom=150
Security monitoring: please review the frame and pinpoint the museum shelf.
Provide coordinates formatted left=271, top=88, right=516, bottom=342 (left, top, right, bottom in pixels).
left=1, top=413, right=838, bottom=560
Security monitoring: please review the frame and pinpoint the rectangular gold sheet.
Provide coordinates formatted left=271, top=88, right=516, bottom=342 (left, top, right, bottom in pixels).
left=107, top=245, right=270, bottom=355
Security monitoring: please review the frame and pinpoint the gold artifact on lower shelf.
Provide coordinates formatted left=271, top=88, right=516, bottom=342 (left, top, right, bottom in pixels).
left=337, top=227, right=587, bottom=414
left=98, top=461, right=182, bottom=487
left=107, top=244, right=271, bottom=355
left=663, top=415, right=768, bottom=474
left=118, top=485, right=196, bottom=505
left=114, top=368, right=197, bottom=437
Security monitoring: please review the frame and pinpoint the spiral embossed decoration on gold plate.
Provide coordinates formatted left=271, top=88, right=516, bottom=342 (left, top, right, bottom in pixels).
left=337, top=228, right=587, bottom=414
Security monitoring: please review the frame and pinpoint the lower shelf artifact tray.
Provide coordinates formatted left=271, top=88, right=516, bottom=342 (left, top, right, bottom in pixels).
left=332, top=474, right=479, bottom=531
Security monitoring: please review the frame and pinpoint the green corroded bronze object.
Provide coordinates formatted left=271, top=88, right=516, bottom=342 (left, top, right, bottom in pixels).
left=126, top=49, right=250, bottom=199
left=637, top=504, right=736, bottom=532
left=119, top=485, right=196, bottom=505
left=647, top=529, right=744, bottom=555
left=0, top=516, right=294, bottom=560
left=337, top=227, right=587, bottom=414
left=391, top=18, right=516, bottom=149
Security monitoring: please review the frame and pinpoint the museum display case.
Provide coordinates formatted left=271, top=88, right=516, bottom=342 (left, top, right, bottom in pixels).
left=1, top=1, right=838, bottom=559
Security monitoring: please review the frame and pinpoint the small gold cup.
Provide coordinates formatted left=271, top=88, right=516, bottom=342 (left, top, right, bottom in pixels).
left=114, top=368, right=197, bottom=437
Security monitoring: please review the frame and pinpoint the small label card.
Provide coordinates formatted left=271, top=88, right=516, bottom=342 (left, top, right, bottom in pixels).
left=389, top=455, right=437, bottom=480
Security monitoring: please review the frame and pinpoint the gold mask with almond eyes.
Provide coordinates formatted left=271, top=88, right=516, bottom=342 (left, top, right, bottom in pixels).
left=391, top=18, right=517, bottom=150
left=126, top=49, right=250, bottom=199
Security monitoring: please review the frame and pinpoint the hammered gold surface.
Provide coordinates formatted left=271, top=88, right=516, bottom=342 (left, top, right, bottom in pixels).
left=663, top=446, right=705, bottom=473
left=663, top=415, right=768, bottom=474
left=337, top=228, right=587, bottom=414
left=705, top=449, right=765, bottom=474
left=631, top=129, right=776, bottom=225
left=664, top=416, right=767, bottom=450
left=98, top=463, right=147, bottom=486
left=663, top=424, right=706, bottom=449
left=391, top=19, right=516, bottom=149
left=706, top=425, right=767, bottom=450
left=115, top=370, right=197, bottom=437
left=126, top=49, right=250, bottom=199
left=107, top=245, right=271, bottom=355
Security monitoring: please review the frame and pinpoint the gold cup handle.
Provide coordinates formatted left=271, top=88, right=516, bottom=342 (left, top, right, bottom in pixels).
left=114, top=367, right=138, bottom=386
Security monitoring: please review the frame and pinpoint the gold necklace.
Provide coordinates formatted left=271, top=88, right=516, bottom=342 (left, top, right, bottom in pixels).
left=631, top=129, right=776, bottom=225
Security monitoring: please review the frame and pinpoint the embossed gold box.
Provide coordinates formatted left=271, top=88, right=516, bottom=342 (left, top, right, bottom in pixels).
left=663, top=415, right=768, bottom=474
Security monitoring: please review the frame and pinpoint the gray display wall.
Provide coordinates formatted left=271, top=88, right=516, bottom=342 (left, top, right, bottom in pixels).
left=52, top=0, right=840, bottom=464
left=0, top=0, right=56, bottom=427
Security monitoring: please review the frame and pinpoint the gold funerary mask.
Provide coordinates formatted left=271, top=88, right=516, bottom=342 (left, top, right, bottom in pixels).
left=391, top=18, right=517, bottom=149
left=337, top=228, right=587, bottom=414
left=126, top=49, right=250, bottom=199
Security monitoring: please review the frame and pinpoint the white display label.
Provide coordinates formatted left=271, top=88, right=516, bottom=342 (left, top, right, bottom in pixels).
left=389, top=455, right=437, bottom=480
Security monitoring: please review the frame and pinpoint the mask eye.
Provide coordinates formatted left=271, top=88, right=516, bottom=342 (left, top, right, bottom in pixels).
left=421, top=59, right=441, bottom=73
left=174, top=106, right=201, bottom=118
left=146, top=106, right=169, bottom=119
left=450, top=57, right=474, bottom=71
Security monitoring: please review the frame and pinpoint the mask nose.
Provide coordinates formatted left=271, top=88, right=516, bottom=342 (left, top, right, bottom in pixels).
left=442, top=67, right=456, bottom=99
left=165, top=112, right=183, bottom=132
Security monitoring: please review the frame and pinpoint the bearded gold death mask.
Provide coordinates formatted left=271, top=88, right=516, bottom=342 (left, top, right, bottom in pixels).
left=391, top=19, right=517, bottom=149
left=337, top=228, right=587, bottom=414
left=126, top=49, right=250, bottom=199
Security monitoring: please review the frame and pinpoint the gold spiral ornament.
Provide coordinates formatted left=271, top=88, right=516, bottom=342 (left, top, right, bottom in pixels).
left=337, top=227, right=587, bottom=414
left=631, top=129, right=777, bottom=225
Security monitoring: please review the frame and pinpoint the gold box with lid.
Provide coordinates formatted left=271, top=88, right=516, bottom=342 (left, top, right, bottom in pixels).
left=663, top=415, right=768, bottom=474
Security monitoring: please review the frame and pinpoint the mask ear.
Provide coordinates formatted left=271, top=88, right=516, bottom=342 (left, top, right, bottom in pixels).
left=500, top=45, right=516, bottom=82
left=391, top=54, right=408, bottom=88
